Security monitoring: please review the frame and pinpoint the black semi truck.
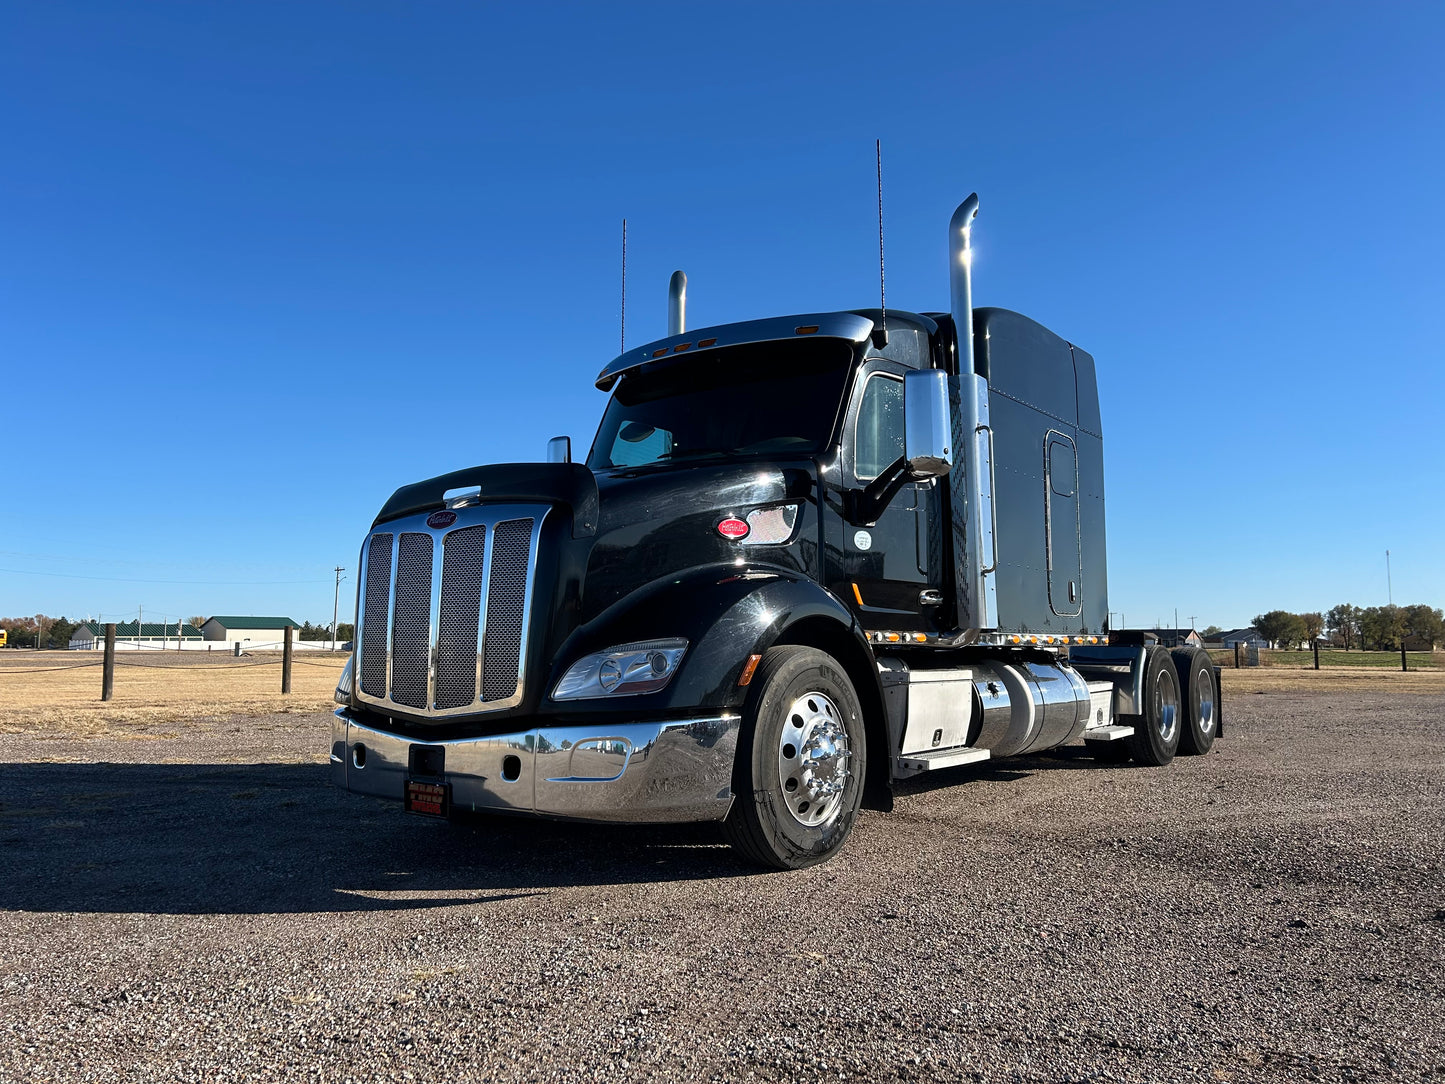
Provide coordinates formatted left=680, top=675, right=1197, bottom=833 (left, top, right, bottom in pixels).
left=330, top=193, right=1220, bottom=869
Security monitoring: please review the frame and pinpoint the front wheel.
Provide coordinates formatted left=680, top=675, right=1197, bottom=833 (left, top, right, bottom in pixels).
left=722, top=646, right=867, bottom=870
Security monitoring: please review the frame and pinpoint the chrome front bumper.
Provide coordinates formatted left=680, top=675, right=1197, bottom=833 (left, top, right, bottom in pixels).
left=329, top=708, right=739, bottom=823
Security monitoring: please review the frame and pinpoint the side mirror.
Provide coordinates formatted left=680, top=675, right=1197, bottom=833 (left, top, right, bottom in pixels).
left=904, top=369, right=952, bottom=478
left=546, top=436, right=572, bottom=464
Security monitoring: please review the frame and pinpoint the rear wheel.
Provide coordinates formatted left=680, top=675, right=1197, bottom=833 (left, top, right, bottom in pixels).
left=1172, top=647, right=1218, bottom=756
left=1126, top=646, right=1181, bottom=767
left=722, top=646, right=866, bottom=870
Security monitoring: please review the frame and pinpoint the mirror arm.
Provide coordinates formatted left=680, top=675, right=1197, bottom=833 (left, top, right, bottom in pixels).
left=845, top=455, right=911, bottom=527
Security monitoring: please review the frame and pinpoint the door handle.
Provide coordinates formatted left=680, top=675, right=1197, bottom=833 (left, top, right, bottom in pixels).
left=919, top=589, right=943, bottom=606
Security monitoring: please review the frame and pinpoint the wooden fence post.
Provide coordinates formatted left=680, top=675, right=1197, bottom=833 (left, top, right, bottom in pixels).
left=1233, top=642, right=1241, bottom=669
left=282, top=626, right=293, bottom=694
left=1401, top=643, right=1408, bottom=672
left=1313, top=640, right=1320, bottom=670
left=102, top=623, right=116, bottom=701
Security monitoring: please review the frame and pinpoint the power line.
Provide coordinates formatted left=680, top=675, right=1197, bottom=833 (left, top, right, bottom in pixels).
left=0, top=566, right=327, bottom=585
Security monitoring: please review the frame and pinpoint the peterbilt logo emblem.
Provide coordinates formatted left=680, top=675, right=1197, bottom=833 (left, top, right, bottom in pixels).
left=427, top=510, right=458, bottom=529
left=716, top=517, right=750, bottom=540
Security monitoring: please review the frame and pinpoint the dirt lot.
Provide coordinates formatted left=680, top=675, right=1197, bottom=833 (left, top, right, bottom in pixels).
left=0, top=659, right=1441, bottom=1082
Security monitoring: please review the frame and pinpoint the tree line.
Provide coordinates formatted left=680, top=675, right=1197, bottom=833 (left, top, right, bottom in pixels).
left=1, top=615, right=354, bottom=648
left=1250, top=604, right=1443, bottom=651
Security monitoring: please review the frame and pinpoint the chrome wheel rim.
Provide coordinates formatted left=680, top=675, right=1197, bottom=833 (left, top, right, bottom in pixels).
left=1195, top=666, right=1215, bottom=736
left=777, top=690, right=852, bottom=828
left=1155, top=671, right=1180, bottom=744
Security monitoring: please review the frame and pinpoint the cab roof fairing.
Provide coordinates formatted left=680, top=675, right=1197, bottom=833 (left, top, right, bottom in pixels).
left=595, top=312, right=876, bottom=391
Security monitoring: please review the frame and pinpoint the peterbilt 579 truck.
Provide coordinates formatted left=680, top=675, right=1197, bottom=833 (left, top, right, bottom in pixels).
left=330, top=193, right=1221, bottom=869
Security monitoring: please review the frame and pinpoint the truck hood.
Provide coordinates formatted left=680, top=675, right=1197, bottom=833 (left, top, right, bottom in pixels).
left=582, top=458, right=817, bottom=620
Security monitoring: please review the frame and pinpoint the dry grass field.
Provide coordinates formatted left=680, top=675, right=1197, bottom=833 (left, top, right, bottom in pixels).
left=0, top=651, right=347, bottom=739
left=0, top=650, right=1439, bottom=742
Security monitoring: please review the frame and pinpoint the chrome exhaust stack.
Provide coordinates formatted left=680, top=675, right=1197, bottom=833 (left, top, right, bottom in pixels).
left=947, top=193, right=997, bottom=632
left=667, top=270, right=687, bottom=336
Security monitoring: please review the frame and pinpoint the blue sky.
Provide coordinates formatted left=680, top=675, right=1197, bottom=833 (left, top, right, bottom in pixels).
left=2, top=1, right=1441, bottom=631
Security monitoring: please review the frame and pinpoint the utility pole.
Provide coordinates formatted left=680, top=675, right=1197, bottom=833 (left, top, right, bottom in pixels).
left=332, top=566, right=346, bottom=650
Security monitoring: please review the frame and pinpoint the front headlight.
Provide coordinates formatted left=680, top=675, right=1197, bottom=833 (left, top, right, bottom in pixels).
left=552, top=638, right=688, bottom=701
left=334, top=656, right=354, bottom=705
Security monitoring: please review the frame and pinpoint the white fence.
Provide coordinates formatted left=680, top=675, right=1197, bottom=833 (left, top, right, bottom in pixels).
left=69, top=638, right=350, bottom=653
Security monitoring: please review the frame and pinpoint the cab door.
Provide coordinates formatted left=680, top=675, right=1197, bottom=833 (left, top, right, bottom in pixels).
left=831, top=361, right=945, bottom=636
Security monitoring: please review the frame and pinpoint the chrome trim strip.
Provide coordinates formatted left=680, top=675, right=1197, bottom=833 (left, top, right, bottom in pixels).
left=427, top=531, right=444, bottom=710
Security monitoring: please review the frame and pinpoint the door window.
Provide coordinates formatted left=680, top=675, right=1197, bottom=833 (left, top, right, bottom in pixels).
left=854, top=373, right=904, bottom=480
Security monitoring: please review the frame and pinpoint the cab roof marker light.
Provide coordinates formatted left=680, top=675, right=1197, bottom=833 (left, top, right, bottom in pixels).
left=697, top=338, right=717, bottom=347
left=673, top=343, right=691, bottom=352
left=651, top=348, right=669, bottom=358
left=795, top=325, right=819, bottom=335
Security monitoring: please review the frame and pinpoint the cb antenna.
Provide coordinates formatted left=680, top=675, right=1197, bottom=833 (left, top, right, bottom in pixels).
left=620, top=218, right=627, bottom=353
left=873, top=139, right=888, bottom=349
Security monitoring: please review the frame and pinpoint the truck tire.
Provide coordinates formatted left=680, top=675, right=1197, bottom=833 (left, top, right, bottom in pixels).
left=1171, top=647, right=1218, bottom=756
left=722, top=646, right=867, bottom=870
left=1126, top=645, right=1182, bottom=767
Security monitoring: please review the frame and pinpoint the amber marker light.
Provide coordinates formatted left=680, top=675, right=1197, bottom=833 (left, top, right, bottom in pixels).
left=795, top=325, right=819, bottom=335
left=912, top=633, right=927, bottom=643
left=697, top=337, right=717, bottom=348
left=851, top=583, right=864, bottom=606
left=651, top=348, right=669, bottom=358
left=673, top=343, right=691, bottom=352
left=738, top=654, right=762, bottom=687
left=885, top=632, right=900, bottom=642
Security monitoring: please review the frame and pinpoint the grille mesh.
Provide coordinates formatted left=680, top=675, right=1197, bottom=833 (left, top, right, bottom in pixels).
left=481, top=518, right=533, bottom=702
left=434, top=525, right=487, bottom=709
left=359, top=533, right=393, bottom=698
left=389, top=532, right=434, bottom=708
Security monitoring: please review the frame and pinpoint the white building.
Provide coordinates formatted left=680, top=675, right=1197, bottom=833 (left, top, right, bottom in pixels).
left=70, top=621, right=205, bottom=650
left=201, top=616, right=302, bottom=648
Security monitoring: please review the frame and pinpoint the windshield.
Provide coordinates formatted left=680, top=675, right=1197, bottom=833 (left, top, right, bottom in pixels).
left=587, top=340, right=855, bottom=470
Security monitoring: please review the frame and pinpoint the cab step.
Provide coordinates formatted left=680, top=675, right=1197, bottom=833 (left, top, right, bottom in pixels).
left=895, top=746, right=992, bottom=776
left=1082, top=724, right=1134, bottom=743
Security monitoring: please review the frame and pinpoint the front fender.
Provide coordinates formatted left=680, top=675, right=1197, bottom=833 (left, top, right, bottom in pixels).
left=542, top=564, right=871, bottom=715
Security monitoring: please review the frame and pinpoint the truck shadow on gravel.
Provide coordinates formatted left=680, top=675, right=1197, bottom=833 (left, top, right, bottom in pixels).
left=0, top=761, right=748, bottom=915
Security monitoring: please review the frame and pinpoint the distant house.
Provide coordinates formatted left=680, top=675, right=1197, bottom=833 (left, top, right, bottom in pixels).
left=200, top=616, right=302, bottom=647
left=70, top=621, right=205, bottom=650
left=1214, top=628, right=1268, bottom=649
left=1146, top=628, right=1204, bottom=648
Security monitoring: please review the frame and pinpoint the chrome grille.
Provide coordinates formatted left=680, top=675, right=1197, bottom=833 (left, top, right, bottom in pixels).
left=482, top=518, right=533, bottom=702
left=359, top=533, right=393, bottom=698
left=434, top=525, right=487, bottom=709
left=390, top=532, right=434, bottom=708
left=353, top=505, right=544, bottom=717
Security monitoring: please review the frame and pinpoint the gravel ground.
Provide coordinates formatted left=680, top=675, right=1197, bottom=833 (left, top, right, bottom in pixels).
left=1, top=683, right=1441, bottom=1083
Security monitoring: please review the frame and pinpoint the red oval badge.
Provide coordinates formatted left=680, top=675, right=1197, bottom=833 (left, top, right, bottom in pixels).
left=717, top=517, right=750, bottom=540
left=427, top=510, right=458, bottom=529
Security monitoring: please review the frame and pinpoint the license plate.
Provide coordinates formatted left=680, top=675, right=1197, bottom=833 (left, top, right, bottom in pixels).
left=404, top=779, right=450, bottom=818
